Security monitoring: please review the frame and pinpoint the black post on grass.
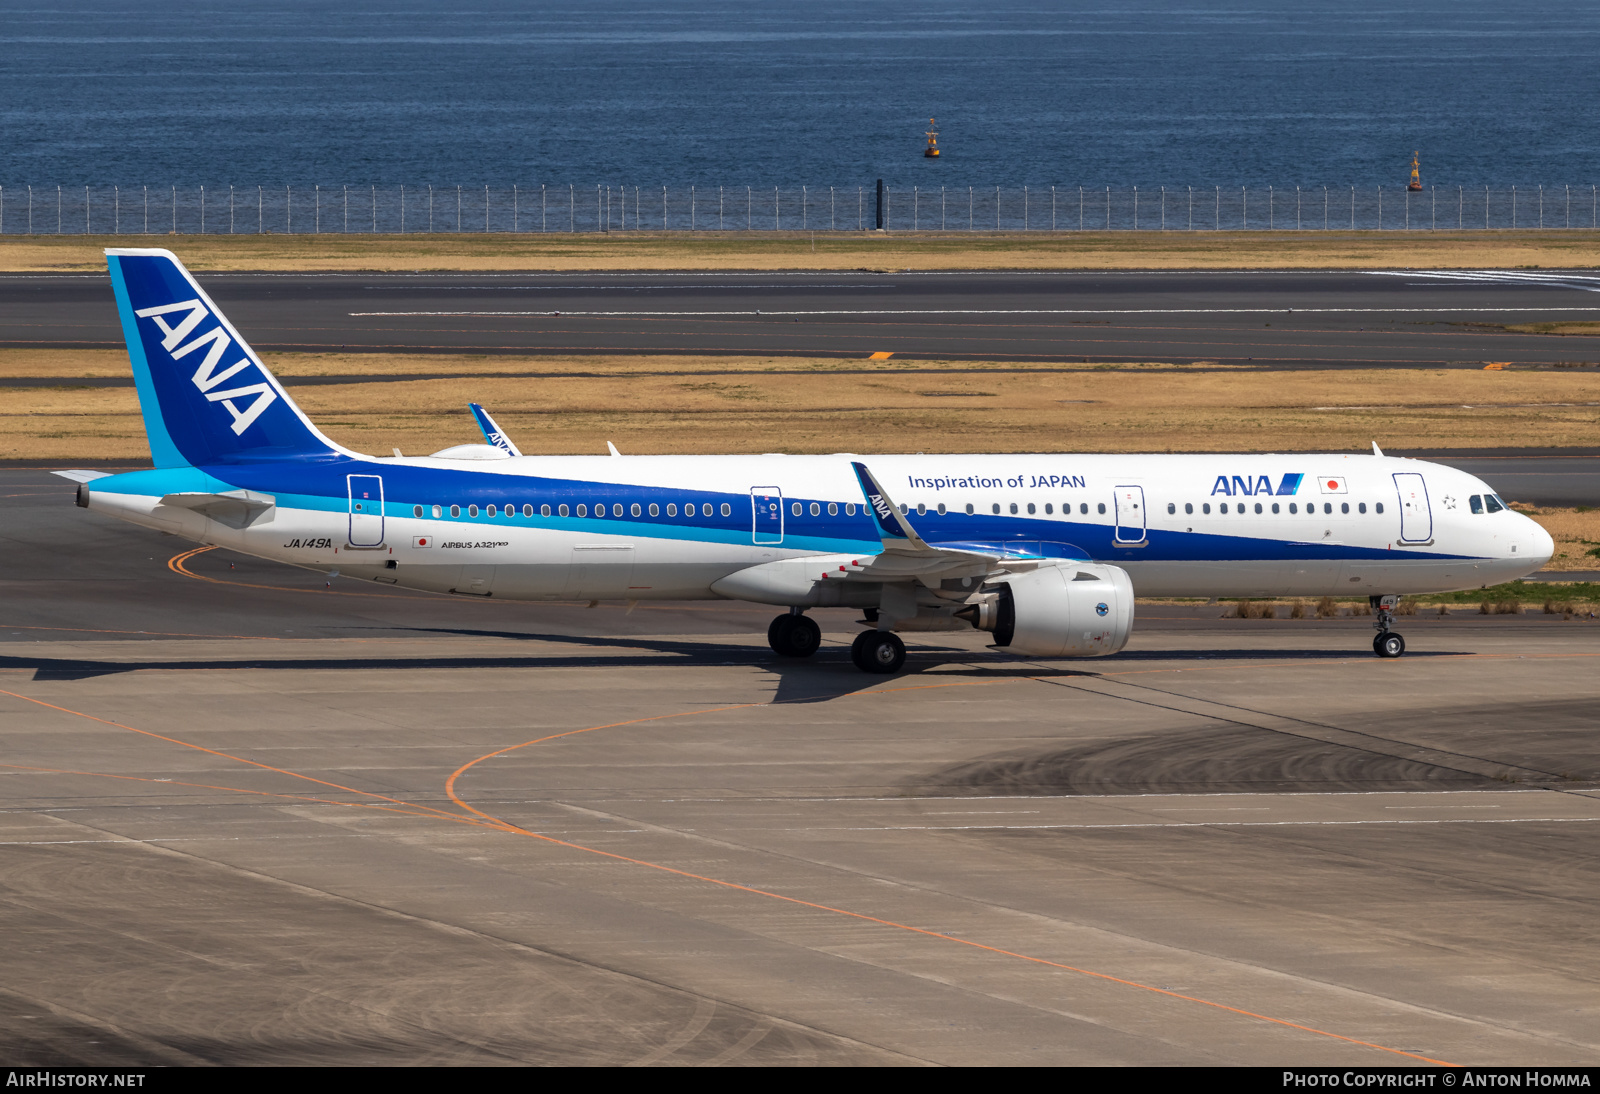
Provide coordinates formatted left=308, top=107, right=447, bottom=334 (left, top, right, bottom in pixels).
left=875, top=178, right=884, bottom=230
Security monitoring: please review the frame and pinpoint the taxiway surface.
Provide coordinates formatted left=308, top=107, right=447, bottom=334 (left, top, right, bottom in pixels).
left=3, top=268, right=1599, bottom=367
left=3, top=471, right=1598, bottom=1065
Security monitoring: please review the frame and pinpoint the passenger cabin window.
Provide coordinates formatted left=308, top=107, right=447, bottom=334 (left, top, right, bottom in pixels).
left=558, top=504, right=569, bottom=517
left=992, top=503, right=1001, bottom=514
left=451, top=505, right=461, bottom=518
left=1340, top=502, right=1349, bottom=514
left=1469, top=494, right=1484, bottom=514
left=845, top=503, right=856, bottom=515
left=649, top=503, right=659, bottom=517
left=576, top=504, right=587, bottom=517
left=936, top=503, right=945, bottom=515
left=486, top=504, right=496, bottom=516
left=1167, top=503, right=1175, bottom=515
left=1079, top=503, right=1088, bottom=515
left=1375, top=502, right=1384, bottom=513
left=1289, top=503, right=1297, bottom=514
left=1097, top=502, right=1106, bottom=515
left=1026, top=503, right=1035, bottom=515
left=631, top=503, right=641, bottom=517
left=830, top=502, right=839, bottom=515
left=413, top=505, right=423, bottom=517
left=432, top=504, right=443, bottom=518
left=1358, top=502, right=1366, bottom=514
left=1009, top=502, right=1018, bottom=515
left=1485, top=494, right=1505, bottom=513
left=791, top=502, right=801, bottom=516
left=1254, top=502, right=1263, bottom=514
left=541, top=504, right=551, bottom=516
left=966, top=503, right=975, bottom=515
left=1044, top=503, right=1052, bottom=515
left=1271, top=502, right=1280, bottom=514
left=720, top=503, right=731, bottom=516
left=1202, top=503, right=1211, bottom=514
left=1184, top=503, right=1193, bottom=515
left=1220, top=503, right=1228, bottom=514
left=666, top=503, right=677, bottom=516
left=612, top=503, right=622, bottom=517
left=916, top=503, right=926, bottom=516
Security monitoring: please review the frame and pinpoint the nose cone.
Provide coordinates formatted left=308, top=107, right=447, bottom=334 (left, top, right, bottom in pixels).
left=1523, top=515, right=1555, bottom=570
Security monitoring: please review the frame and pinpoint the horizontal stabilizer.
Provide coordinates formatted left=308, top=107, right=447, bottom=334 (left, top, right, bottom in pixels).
left=51, top=469, right=110, bottom=484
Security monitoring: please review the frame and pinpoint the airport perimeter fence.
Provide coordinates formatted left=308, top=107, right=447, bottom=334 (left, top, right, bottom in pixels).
left=2, top=184, right=1599, bottom=236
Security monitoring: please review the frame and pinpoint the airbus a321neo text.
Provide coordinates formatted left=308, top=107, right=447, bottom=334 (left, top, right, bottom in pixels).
left=59, top=250, right=1552, bottom=673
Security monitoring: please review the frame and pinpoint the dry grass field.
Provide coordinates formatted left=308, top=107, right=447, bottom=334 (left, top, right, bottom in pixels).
left=2, top=230, right=1598, bottom=273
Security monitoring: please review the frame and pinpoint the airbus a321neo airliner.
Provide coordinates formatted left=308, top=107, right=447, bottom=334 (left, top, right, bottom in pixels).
left=59, top=249, right=1552, bottom=673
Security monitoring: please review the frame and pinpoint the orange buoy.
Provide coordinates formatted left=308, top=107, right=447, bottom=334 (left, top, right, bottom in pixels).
left=924, top=119, right=940, bottom=158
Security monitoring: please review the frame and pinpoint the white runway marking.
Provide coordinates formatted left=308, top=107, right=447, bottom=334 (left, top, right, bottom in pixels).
left=350, top=306, right=1600, bottom=318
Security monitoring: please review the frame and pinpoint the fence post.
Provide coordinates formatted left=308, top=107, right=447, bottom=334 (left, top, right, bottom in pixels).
left=969, top=185, right=973, bottom=231
left=315, top=185, right=320, bottom=233
left=749, top=186, right=753, bottom=230
left=1160, top=186, right=1165, bottom=230
left=912, top=186, right=917, bottom=230
left=200, top=185, right=205, bottom=234
left=875, top=179, right=884, bottom=230
left=1080, top=186, right=1083, bottom=231
left=116, top=185, right=120, bottom=235
left=855, top=186, right=860, bottom=231
left=1105, top=186, right=1109, bottom=230
left=1188, top=185, right=1193, bottom=230
left=229, top=185, right=233, bottom=234
left=1023, top=186, right=1028, bottom=230
left=513, top=185, right=518, bottom=232
left=57, top=184, right=61, bottom=234
left=774, top=185, right=779, bottom=230
left=1512, top=186, right=1516, bottom=228
left=1432, top=185, right=1436, bottom=230
left=1215, top=186, right=1219, bottom=230
left=803, top=185, right=808, bottom=230
left=1565, top=184, right=1570, bottom=228
left=1485, top=186, right=1489, bottom=229
left=347, top=186, right=351, bottom=233
left=720, top=185, right=724, bottom=230
left=1538, top=185, right=1543, bottom=228
left=690, top=185, right=695, bottom=231
left=371, top=185, right=376, bottom=233
left=833, top=186, right=837, bottom=231
left=995, top=185, right=999, bottom=231
left=1350, top=186, right=1354, bottom=230
left=1241, top=186, right=1246, bottom=230
left=85, top=185, right=90, bottom=234
left=1323, top=186, right=1328, bottom=230
left=1133, top=185, right=1138, bottom=230
left=399, top=185, right=405, bottom=233
left=286, top=186, right=291, bottom=234
left=1378, top=186, right=1382, bottom=229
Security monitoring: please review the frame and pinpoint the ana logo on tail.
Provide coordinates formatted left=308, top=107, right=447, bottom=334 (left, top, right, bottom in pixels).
left=134, top=299, right=278, bottom=435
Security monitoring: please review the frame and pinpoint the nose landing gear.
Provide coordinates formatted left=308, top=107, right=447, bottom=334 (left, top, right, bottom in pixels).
left=1371, top=594, right=1405, bottom=658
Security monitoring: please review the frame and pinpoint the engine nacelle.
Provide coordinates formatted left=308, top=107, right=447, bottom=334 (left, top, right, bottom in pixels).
left=960, top=563, right=1134, bottom=657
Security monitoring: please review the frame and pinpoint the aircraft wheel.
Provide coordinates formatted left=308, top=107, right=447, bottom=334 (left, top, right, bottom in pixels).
left=769, top=613, right=821, bottom=657
left=852, top=630, right=905, bottom=674
left=783, top=615, right=822, bottom=657
left=767, top=614, right=793, bottom=653
left=1374, top=631, right=1406, bottom=659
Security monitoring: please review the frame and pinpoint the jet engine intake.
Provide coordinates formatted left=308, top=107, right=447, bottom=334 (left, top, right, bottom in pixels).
left=956, top=562, right=1134, bottom=657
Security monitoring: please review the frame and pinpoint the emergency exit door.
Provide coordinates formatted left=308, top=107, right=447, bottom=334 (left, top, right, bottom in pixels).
left=1393, top=473, right=1432, bottom=542
left=751, top=487, right=784, bottom=544
left=347, top=474, right=385, bottom=546
left=1113, top=485, right=1147, bottom=544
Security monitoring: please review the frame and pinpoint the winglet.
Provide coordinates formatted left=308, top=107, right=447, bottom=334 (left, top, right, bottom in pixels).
left=1372, top=441, right=1384, bottom=457
left=851, top=461, right=935, bottom=553
left=468, top=403, right=522, bottom=457
left=607, top=441, right=621, bottom=457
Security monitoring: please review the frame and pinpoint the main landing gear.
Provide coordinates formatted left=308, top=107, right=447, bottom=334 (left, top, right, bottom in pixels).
left=850, top=629, right=906, bottom=674
left=767, top=610, right=907, bottom=674
left=1371, top=594, right=1405, bottom=658
left=768, top=611, right=822, bottom=658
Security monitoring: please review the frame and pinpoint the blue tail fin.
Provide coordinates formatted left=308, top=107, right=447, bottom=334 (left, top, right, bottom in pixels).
left=106, top=248, right=346, bottom=467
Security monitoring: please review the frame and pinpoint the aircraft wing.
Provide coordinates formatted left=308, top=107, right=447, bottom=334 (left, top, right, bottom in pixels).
left=51, top=470, right=111, bottom=484
left=469, top=403, right=522, bottom=457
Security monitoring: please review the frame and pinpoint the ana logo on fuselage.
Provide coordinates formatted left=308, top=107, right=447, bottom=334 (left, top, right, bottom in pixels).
left=134, top=299, right=278, bottom=436
left=1212, top=473, right=1304, bottom=498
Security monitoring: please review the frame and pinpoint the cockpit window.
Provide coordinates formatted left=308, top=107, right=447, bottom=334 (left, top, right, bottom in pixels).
left=1484, top=494, right=1506, bottom=513
left=1469, top=494, right=1484, bottom=514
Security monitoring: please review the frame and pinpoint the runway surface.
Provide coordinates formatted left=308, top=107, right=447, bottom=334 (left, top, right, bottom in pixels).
left=4, top=268, right=1600, bottom=367
left=3, top=470, right=1599, bottom=1065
